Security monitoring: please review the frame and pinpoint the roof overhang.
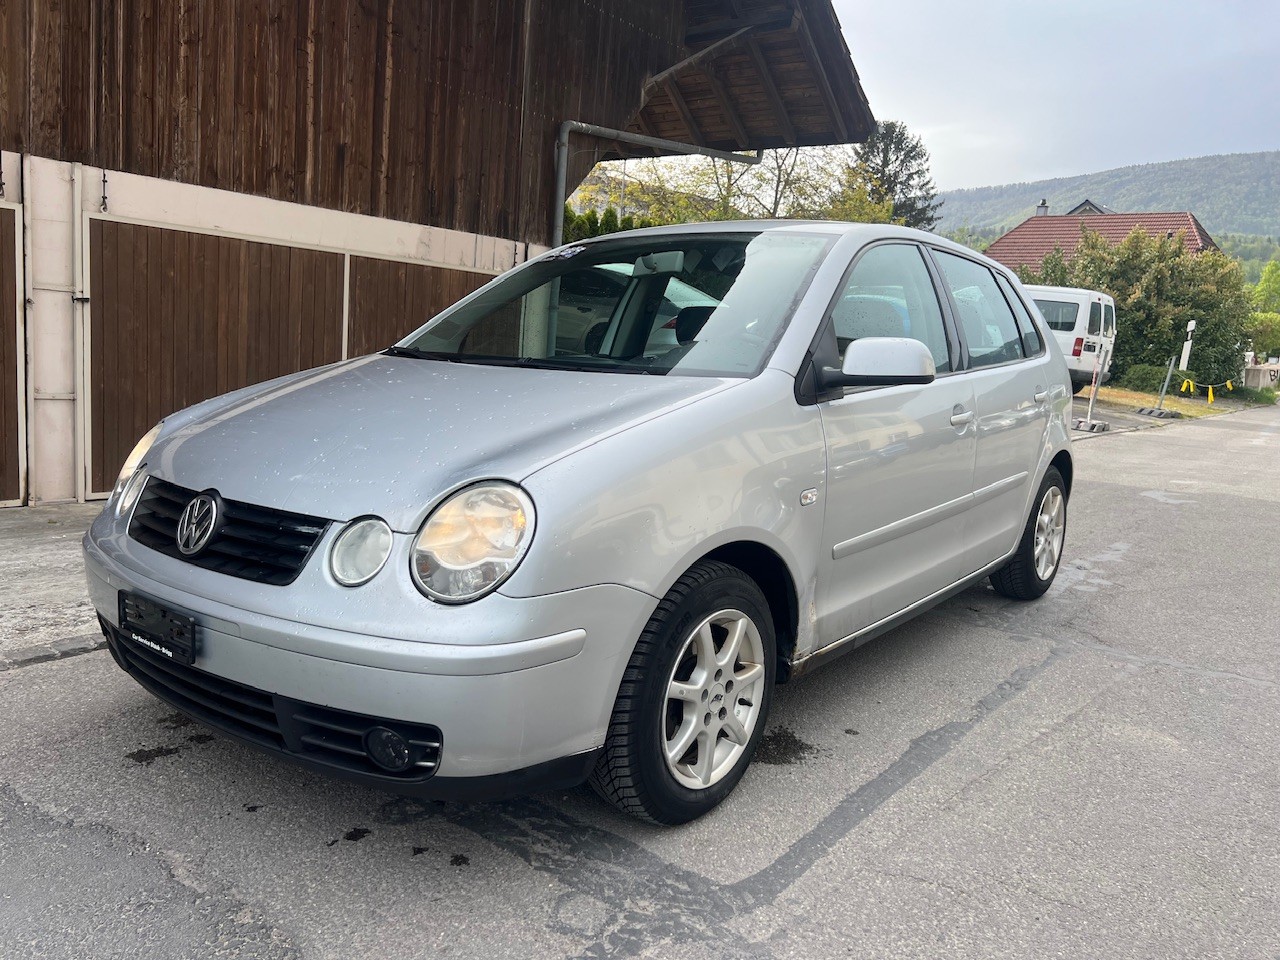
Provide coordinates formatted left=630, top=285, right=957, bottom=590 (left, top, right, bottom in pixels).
left=604, top=0, right=876, bottom=159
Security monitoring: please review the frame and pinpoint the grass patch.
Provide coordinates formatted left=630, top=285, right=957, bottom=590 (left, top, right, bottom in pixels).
left=1092, top=386, right=1220, bottom=418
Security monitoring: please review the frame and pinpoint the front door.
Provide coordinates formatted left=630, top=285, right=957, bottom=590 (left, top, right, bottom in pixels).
left=815, top=242, right=977, bottom=646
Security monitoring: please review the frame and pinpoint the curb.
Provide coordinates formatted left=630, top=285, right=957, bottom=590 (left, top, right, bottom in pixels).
left=0, top=633, right=106, bottom=672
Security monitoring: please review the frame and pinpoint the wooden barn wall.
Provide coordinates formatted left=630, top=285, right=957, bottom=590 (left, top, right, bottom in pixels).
left=88, top=218, right=345, bottom=492
left=347, top=258, right=489, bottom=358
left=1, top=0, right=684, bottom=246
left=0, top=208, right=18, bottom=502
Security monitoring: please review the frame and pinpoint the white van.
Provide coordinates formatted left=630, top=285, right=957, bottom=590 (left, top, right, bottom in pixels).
left=1024, top=285, right=1116, bottom=393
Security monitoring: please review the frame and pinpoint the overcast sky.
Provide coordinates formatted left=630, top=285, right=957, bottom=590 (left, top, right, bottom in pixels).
left=834, top=0, right=1280, bottom=191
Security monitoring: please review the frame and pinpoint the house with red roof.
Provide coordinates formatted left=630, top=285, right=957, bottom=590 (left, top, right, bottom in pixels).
left=984, top=201, right=1218, bottom=272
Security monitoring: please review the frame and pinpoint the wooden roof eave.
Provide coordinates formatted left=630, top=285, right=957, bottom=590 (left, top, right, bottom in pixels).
left=614, top=0, right=874, bottom=161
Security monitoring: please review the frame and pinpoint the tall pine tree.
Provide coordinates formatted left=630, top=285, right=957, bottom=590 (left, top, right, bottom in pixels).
left=854, top=121, right=943, bottom=230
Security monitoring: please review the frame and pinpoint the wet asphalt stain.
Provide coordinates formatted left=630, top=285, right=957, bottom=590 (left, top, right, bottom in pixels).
left=844, top=728, right=859, bottom=736
left=325, top=827, right=371, bottom=847
left=376, top=646, right=1065, bottom=960
left=243, top=804, right=263, bottom=813
left=411, top=847, right=428, bottom=857
left=449, top=853, right=470, bottom=866
left=187, top=733, right=215, bottom=745
left=157, top=712, right=194, bottom=729
left=125, top=745, right=181, bottom=766
left=753, top=727, right=817, bottom=765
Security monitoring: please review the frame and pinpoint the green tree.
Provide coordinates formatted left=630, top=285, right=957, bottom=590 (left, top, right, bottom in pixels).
left=1253, top=260, right=1280, bottom=312
left=1245, top=312, right=1280, bottom=359
left=853, top=121, right=942, bottom=229
left=1018, top=247, right=1071, bottom=286
left=1021, top=226, right=1250, bottom=384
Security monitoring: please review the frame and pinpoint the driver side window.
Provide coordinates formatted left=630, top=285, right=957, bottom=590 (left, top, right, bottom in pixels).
left=832, top=243, right=951, bottom=373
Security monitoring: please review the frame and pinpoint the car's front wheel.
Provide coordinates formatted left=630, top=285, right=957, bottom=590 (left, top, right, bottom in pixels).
left=590, top=560, right=776, bottom=824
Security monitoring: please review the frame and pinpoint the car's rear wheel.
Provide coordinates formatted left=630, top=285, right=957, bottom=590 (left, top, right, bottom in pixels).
left=1071, top=380, right=1086, bottom=395
left=590, top=560, right=775, bottom=824
left=990, top=467, right=1067, bottom=601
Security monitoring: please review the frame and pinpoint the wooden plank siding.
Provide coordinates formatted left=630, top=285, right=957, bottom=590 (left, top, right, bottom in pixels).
left=1, top=1, right=871, bottom=246
left=88, top=219, right=345, bottom=491
left=1, top=0, right=684, bottom=246
left=0, top=208, right=19, bottom=502
left=347, top=258, right=490, bottom=358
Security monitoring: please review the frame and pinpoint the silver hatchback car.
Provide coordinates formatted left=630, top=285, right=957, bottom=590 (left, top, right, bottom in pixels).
left=85, top=222, right=1072, bottom=823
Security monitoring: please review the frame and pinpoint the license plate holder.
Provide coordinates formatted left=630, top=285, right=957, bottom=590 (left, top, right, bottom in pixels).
left=118, top=592, right=200, bottom=665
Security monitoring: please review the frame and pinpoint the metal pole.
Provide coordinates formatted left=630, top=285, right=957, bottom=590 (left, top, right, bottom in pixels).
left=551, top=120, right=763, bottom=247
left=1156, top=354, right=1176, bottom=410
left=1085, top=341, right=1106, bottom=425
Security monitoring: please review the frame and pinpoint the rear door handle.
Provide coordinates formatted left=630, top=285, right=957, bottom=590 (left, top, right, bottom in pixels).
left=950, top=411, right=974, bottom=427
left=1034, top=391, right=1048, bottom=403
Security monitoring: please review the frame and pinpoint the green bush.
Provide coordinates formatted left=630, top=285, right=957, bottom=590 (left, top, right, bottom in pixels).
left=1229, top=385, right=1278, bottom=405
left=1119, top=364, right=1196, bottom=394
left=1118, top=364, right=1173, bottom=393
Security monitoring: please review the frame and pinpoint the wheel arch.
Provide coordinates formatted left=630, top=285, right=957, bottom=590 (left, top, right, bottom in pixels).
left=1050, top=448, right=1073, bottom=499
left=697, top=540, right=800, bottom=684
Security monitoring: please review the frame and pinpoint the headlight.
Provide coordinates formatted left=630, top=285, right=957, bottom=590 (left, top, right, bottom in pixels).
left=115, top=468, right=150, bottom=519
left=330, top=517, right=393, bottom=586
left=112, top=422, right=162, bottom=501
left=410, top=482, right=535, bottom=603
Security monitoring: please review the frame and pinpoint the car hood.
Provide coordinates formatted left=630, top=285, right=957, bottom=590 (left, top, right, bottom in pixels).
left=147, top=355, right=735, bottom=530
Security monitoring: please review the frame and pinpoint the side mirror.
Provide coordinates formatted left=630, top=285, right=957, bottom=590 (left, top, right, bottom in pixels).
left=818, top=337, right=936, bottom=390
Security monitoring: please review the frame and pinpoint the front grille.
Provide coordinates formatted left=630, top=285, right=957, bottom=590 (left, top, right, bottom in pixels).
left=111, top=627, right=285, bottom=750
left=108, top=628, right=443, bottom=783
left=129, top=477, right=328, bottom=586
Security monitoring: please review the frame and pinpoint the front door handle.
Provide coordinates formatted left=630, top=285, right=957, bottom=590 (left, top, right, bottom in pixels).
left=1034, top=391, right=1048, bottom=403
left=950, top=411, right=974, bottom=427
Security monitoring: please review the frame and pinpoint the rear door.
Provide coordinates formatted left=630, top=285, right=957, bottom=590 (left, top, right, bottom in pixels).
left=1101, top=300, right=1117, bottom=376
left=815, top=242, right=976, bottom=645
left=930, top=249, right=1052, bottom=574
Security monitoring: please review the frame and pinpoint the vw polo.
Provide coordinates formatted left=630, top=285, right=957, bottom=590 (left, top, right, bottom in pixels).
left=85, top=222, right=1073, bottom=823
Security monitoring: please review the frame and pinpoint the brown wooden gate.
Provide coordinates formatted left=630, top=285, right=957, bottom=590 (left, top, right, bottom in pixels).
left=88, top=219, right=345, bottom=493
left=1, top=207, right=20, bottom=504
left=346, top=257, right=489, bottom=357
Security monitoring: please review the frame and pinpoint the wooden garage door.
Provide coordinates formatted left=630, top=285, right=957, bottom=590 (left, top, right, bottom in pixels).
left=89, top=219, right=345, bottom=493
left=0, top=207, right=19, bottom=503
left=347, top=257, right=490, bottom=357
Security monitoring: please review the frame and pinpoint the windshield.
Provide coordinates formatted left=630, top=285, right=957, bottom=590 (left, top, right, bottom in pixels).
left=393, top=232, right=833, bottom=377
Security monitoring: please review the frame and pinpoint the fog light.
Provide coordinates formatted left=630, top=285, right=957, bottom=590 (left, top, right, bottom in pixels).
left=365, top=726, right=411, bottom=772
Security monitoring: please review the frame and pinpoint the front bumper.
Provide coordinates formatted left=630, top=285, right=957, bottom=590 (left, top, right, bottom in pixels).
left=84, top=518, right=658, bottom=795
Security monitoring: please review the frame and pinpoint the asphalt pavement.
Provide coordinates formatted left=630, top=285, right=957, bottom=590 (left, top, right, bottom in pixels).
left=1, top=406, right=1277, bottom=959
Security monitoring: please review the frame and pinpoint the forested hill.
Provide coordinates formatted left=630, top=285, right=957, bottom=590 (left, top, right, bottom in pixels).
left=936, top=151, right=1280, bottom=237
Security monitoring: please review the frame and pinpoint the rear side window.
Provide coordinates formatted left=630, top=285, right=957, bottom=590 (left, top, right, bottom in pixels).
left=832, top=243, right=951, bottom=373
left=1033, top=299, right=1079, bottom=332
left=1104, top=303, right=1116, bottom=336
left=995, top=274, right=1043, bottom=356
left=1088, top=302, right=1102, bottom=335
left=932, top=250, right=1025, bottom=369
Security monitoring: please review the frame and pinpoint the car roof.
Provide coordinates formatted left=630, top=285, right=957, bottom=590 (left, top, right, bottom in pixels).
left=565, top=219, right=986, bottom=260
left=1023, top=284, right=1113, bottom=299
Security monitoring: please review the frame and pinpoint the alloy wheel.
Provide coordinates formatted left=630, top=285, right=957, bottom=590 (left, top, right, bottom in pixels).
left=1033, top=486, right=1065, bottom=580
left=662, top=609, right=766, bottom=790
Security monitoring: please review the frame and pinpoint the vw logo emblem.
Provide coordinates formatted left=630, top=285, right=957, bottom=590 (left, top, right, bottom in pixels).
left=176, top=494, right=219, bottom=556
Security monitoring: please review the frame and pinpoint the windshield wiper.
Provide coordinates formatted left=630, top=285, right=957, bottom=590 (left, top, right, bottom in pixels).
left=383, top=346, right=466, bottom=362
left=515, top=357, right=659, bottom=375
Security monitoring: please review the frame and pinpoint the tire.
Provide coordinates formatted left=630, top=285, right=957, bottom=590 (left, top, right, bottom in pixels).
left=1071, top=380, right=1086, bottom=395
left=990, top=467, right=1067, bottom=601
left=590, top=560, right=777, bottom=824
